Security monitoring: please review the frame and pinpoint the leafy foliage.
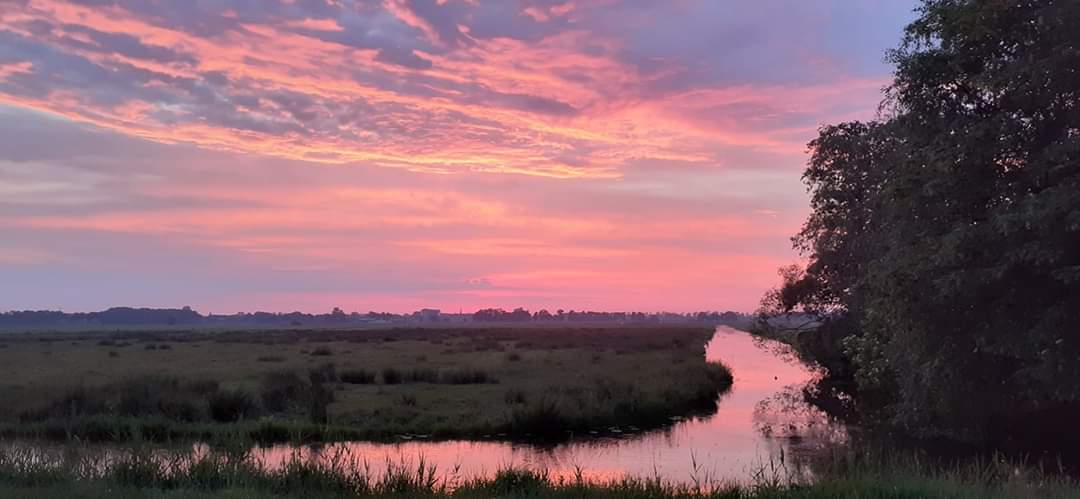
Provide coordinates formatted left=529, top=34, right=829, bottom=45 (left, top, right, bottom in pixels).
left=761, top=0, right=1080, bottom=442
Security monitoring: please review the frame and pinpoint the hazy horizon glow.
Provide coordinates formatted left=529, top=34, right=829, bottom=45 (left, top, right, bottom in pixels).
left=0, top=1, right=916, bottom=314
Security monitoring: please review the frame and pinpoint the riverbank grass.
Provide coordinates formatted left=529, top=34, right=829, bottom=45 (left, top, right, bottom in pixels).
left=0, top=445, right=1074, bottom=499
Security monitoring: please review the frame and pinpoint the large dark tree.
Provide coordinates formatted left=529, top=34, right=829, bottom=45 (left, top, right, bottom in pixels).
left=762, top=0, right=1080, bottom=443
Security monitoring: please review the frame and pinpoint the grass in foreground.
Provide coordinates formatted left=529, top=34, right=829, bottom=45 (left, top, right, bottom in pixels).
left=0, top=444, right=1075, bottom=499
left=0, top=326, right=732, bottom=443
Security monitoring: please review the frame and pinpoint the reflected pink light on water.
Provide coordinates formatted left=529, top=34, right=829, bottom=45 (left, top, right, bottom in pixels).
left=248, top=327, right=846, bottom=485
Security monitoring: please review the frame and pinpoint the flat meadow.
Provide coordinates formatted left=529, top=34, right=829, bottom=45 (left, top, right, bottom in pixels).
left=0, top=325, right=732, bottom=443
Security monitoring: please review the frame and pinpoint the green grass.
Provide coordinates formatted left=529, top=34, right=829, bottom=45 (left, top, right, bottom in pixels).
left=0, top=326, right=732, bottom=443
left=0, top=444, right=1074, bottom=499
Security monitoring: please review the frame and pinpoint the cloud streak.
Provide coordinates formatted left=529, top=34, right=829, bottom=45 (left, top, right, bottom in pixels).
left=1, top=0, right=910, bottom=177
left=0, top=1, right=917, bottom=312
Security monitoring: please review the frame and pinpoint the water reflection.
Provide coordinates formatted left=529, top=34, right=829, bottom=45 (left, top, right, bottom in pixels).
left=247, top=326, right=847, bottom=484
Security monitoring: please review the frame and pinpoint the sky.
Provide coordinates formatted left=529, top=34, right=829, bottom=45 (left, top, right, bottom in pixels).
left=0, top=0, right=918, bottom=314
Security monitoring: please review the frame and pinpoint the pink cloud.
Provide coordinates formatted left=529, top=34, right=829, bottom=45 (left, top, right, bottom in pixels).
left=0, top=0, right=916, bottom=312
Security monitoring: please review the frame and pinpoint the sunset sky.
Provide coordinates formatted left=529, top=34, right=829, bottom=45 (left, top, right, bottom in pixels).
left=0, top=0, right=917, bottom=314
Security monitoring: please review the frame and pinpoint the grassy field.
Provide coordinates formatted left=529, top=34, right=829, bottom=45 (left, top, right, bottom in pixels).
left=0, top=326, right=732, bottom=443
left=0, top=444, right=1074, bottom=499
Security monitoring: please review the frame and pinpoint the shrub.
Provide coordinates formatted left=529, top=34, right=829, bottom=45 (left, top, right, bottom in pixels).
left=505, top=352, right=522, bottom=362
left=381, top=368, right=402, bottom=385
left=34, top=377, right=221, bottom=423
left=509, top=399, right=569, bottom=437
left=257, top=355, right=285, bottom=362
left=704, top=362, right=734, bottom=389
left=340, top=369, right=376, bottom=384
left=116, top=377, right=181, bottom=417
left=404, top=368, right=439, bottom=383
left=208, top=390, right=259, bottom=422
left=309, top=363, right=338, bottom=384
left=310, top=347, right=334, bottom=357
left=157, top=394, right=206, bottom=423
left=260, top=371, right=308, bottom=413
left=42, top=386, right=108, bottom=418
left=307, top=372, right=334, bottom=425
left=441, top=368, right=493, bottom=385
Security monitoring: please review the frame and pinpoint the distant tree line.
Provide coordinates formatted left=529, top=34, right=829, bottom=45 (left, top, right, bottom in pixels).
left=470, top=308, right=748, bottom=325
left=758, top=0, right=1079, bottom=446
left=0, top=307, right=203, bottom=327
left=0, top=307, right=382, bottom=328
left=0, top=307, right=750, bottom=328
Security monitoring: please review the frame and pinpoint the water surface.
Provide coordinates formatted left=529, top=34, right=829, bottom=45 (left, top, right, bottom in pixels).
left=251, top=326, right=846, bottom=484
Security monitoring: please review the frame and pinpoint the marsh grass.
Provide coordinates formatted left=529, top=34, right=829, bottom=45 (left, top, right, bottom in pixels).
left=3, top=360, right=733, bottom=443
left=705, top=362, right=734, bottom=387
left=32, top=377, right=222, bottom=423
left=0, top=326, right=732, bottom=443
left=503, top=389, right=526, bottom=405
left=440, top=369, right=493, bottom=385
left=308, top=363, right=338, bottom=384
left=403, top=368, right=439, bottom=383
left=376, top=367, right=495, bottom=385
left=258, top=371, right=307, bottom=413
left=0, top=444, right=1075, bottom=499
left=340, top=369, right=376, bottom=384
left=792, top=447, right=1080, bottom=499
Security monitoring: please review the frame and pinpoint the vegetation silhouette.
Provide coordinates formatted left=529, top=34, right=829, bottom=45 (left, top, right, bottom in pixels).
left=757, top=0, right=1079, bottom=448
